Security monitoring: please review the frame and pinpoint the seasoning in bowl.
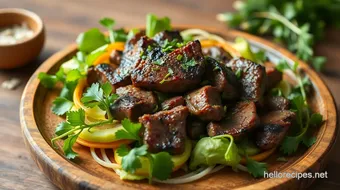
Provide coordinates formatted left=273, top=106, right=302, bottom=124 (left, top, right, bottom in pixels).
left=0, top=22, right=34, bottom=45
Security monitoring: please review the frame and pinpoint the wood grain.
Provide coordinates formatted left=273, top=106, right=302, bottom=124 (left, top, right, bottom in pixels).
left=1, top=0, right=340, bottom=189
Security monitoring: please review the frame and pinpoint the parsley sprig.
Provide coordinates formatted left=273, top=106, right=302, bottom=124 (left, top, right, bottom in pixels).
left=276, top=61, right=323, bottom=155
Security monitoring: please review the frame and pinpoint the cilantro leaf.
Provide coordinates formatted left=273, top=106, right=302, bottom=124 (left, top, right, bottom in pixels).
left=63, top=135, right=79, bottom=159
left=150, top=152, right=174, bottom=180
left=55, top=122, right=74, bottom=136
left=81, top=83, right=104, bottom=104
left=181, top=59, right=197, bottom=70
left=280, top=135, right=301, bottom=155
left=115, top=118, right=142, bottom=141
left=119, top=145, right=148, bottom=174
left=66, top=109, right=85, bottom=126
left=246, top=156, right=268, bottom=178
left=116, top=144, right=130, bottom=157
left=51, top=97, right=74, bottom=116
left=101, top=82, right=113, bottom=97
left=38, top=72, right=59, bottom=88
left=76, top=28, right=107, bottom=53
left=302, top=136, right=317, bottom=147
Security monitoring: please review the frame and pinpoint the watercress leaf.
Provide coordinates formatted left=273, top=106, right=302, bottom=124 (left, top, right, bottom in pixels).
left=55, top=122, right=74, bottom=136
left=76, top=28, right=107, bottom=53
left=52, top=97, right=74, bottom=116
left=63, top=135, right=79, bottom=159
left=120, top=145, right=148, bottom=173
left=38, top=72, right=58, bottom=89
left=66, top=109, right=86, bottom=126
left=151, top=152, right=174, bottom=180
left=246, top=157, right=268, bottom=178
left=100, top=17, right=115, bottom=29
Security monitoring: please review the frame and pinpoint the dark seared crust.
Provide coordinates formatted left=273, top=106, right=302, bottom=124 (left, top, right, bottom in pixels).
left=266, top=66, right=282, bottom=90
left=256, top=110, right=296, bottom=150
left=185, top=85, right=225, bottom=121
left=202, top=46, right=233, bottom=64
left=265, top=96, right=290, bottom=111
left=110, top=85, right=157, bottom=122
left=255, top=124, right=288, bottom=150
left=207, top=101, right=259, bottom=139
left=226, top=57, right=267, bottom=101
left=87, top=64, right=118, bottom=87
left=153, top=30, right=183, bottom=46
left=139, top=106, right=189, bottom=155
left=204, top=57, right=240, bottom=100
left=186, top=117, right=207, bottom=140
left=111, top=33, right=163, bottom=89
left=161, top=96, right=185, bottom=110
left=131, top=40, right=205, bottom=93
left=109, top=50, right=123, bottom=65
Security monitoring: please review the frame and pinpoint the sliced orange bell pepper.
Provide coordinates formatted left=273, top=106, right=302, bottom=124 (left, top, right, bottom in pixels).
left=76, top=137, right=132, bottom=149
left=240, top=148, right=276, bottom=164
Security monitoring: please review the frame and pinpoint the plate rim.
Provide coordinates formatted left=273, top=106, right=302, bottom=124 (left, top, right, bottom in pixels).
left=20, top=26, right=338, bottom=190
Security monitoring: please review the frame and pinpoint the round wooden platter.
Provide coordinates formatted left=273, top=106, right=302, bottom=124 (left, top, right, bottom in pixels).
left=20, top=26, right=338, bottom=190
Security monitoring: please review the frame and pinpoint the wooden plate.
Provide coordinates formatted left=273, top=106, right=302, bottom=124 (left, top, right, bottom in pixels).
left=20, top=27, right=338, bottom=190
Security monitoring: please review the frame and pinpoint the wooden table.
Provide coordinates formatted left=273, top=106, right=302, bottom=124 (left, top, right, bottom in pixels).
left=0, top=0, right=339, bottom=189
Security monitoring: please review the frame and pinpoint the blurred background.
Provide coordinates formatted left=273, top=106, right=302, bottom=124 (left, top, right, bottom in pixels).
left=0, top=0, right=339, bottom=189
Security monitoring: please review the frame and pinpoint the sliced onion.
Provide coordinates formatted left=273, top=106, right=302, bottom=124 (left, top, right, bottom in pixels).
left=90, top=148, right=120, bottom=169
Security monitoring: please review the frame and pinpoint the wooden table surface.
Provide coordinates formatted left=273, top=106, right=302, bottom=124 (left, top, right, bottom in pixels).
left=0, top=0, right=339, bottom=189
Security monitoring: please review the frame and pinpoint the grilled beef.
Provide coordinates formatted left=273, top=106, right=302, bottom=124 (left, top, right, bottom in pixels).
left=226, top=57, right=267, bottom=101
left=153, top=30, right=183, bottom=46
left=109, top=50, right=123, bottom=65
left=87, top=64, right=118, bottom=87
left=266, top=66, right=282, bottom=90
left=207, top=101, right=259, bottom=139
left=255, top=110, right=296, bottom=150
left=131, top=40, right=205, bottom=93
left=204, top=57, right=240, bottom=100
left=202, top=46, right=232, bottom=64
left=161, top=96, right=185, bottom=110
left=110, top=85, right=157, bottom=122
left=265, top=96, right=290, bottom=111
left=111, top=33, right=164, bottom=89
left=185, top=85, right=225, bottom=121
left=140, top=106, right=189, bottom=155
left=186, top=117, right=207, bottom=140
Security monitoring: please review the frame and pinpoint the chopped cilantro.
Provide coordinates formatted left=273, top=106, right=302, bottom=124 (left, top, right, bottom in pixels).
left=176, top=54, right=183, bottom=61
left=181, top=59, right=197, bottom=70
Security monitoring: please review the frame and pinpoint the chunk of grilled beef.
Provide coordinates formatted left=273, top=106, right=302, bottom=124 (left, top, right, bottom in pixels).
left=153, top=30, right=183, bottom=46
left=110, top=85, right=157, bottom=122
left=185, top=85, right=225, bottom=121
left=266, top=66, right=282, bottom=90
left=265, top=96, right=290, bottom=111
left=111, top=33, right=164, bottom=89
left=186, top=117, right=207, bottom=140
left=255, top=110, right=296, bottom=150
left=87, top=64, right=118, bottom=86
left=202, top=46, right=233, bottom=64
left=139, top=106, right=189, bottom=155
left=204, top=57, right=240, bottom=100
left=131, top=40, right=205, bottom=93
left=226, top=57, right=267, bottom=101
left=207, top=101, right=259, bottom=139
left=109, top=50, right=123, bottom=65
left=161, top=96, right=185, bottom=110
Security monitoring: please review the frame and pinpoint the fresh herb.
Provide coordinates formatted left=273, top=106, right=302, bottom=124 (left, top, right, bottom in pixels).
left=176, top=54, right=183, bottom=61
left=154, top=58, right=164, bottom=65
left=277, top=61, right=323, bottom=155
left=100, top=17, right=127, bottom=43
left=81, top=82, right=118, bottom=118
left=161, top=39, right=184, bottom=53
left=235, top=68, right=243, bottom=79
left=276, top=157, right=288, bottom=162
left=159, top=68, right=174, bottom=84
left=217, top=0, right=340, bottom=71
left=127, top=28, right=140, bottom=41
left=38, top=72, right=59, bottom=89
left=117, top=145, right=174, bottom=183
left=76, top=28, right=107, bottom=53
left=146, top=14, right=171, bottom=37
left=115, top=118, right=143, bottom=141
left=181, top=59, right=197, bottom=70
left=51, top=109, right=114, bottom=159
left=245, top=154, right=268, bottom=177
left=51, top=97, right=74, bottom=116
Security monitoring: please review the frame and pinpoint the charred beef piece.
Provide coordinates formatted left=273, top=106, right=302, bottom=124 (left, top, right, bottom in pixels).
left=226, top=57, right=267, bottom=101
left=265, top=96, right=290, bottom=111
left=111, top=33, right=164, bottom=89
left=186, top=117, right=207, bottom=140
left=153, top=30, right=183, bottom=46
left=204, top=57, right=240, bottom=100
left=110, top=85, right=158, bottom=122
left=207, top=101, right=259, bottom=139
left=87, top=64, right=118, bottom=86
left=140, top=106, right=189, bottom=155
left=266, top=66, right=282, bottom=90
left=255, top=110, right=296, bottom=150
left=185, top=85, right=225, bottom=121
left=202, top=46, right=233, bottom=64
left=161, top=96, right=185, bottom=110
left=109, top=50, right=123, bottom=65
left=131, top=40, right=205, bottom=93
